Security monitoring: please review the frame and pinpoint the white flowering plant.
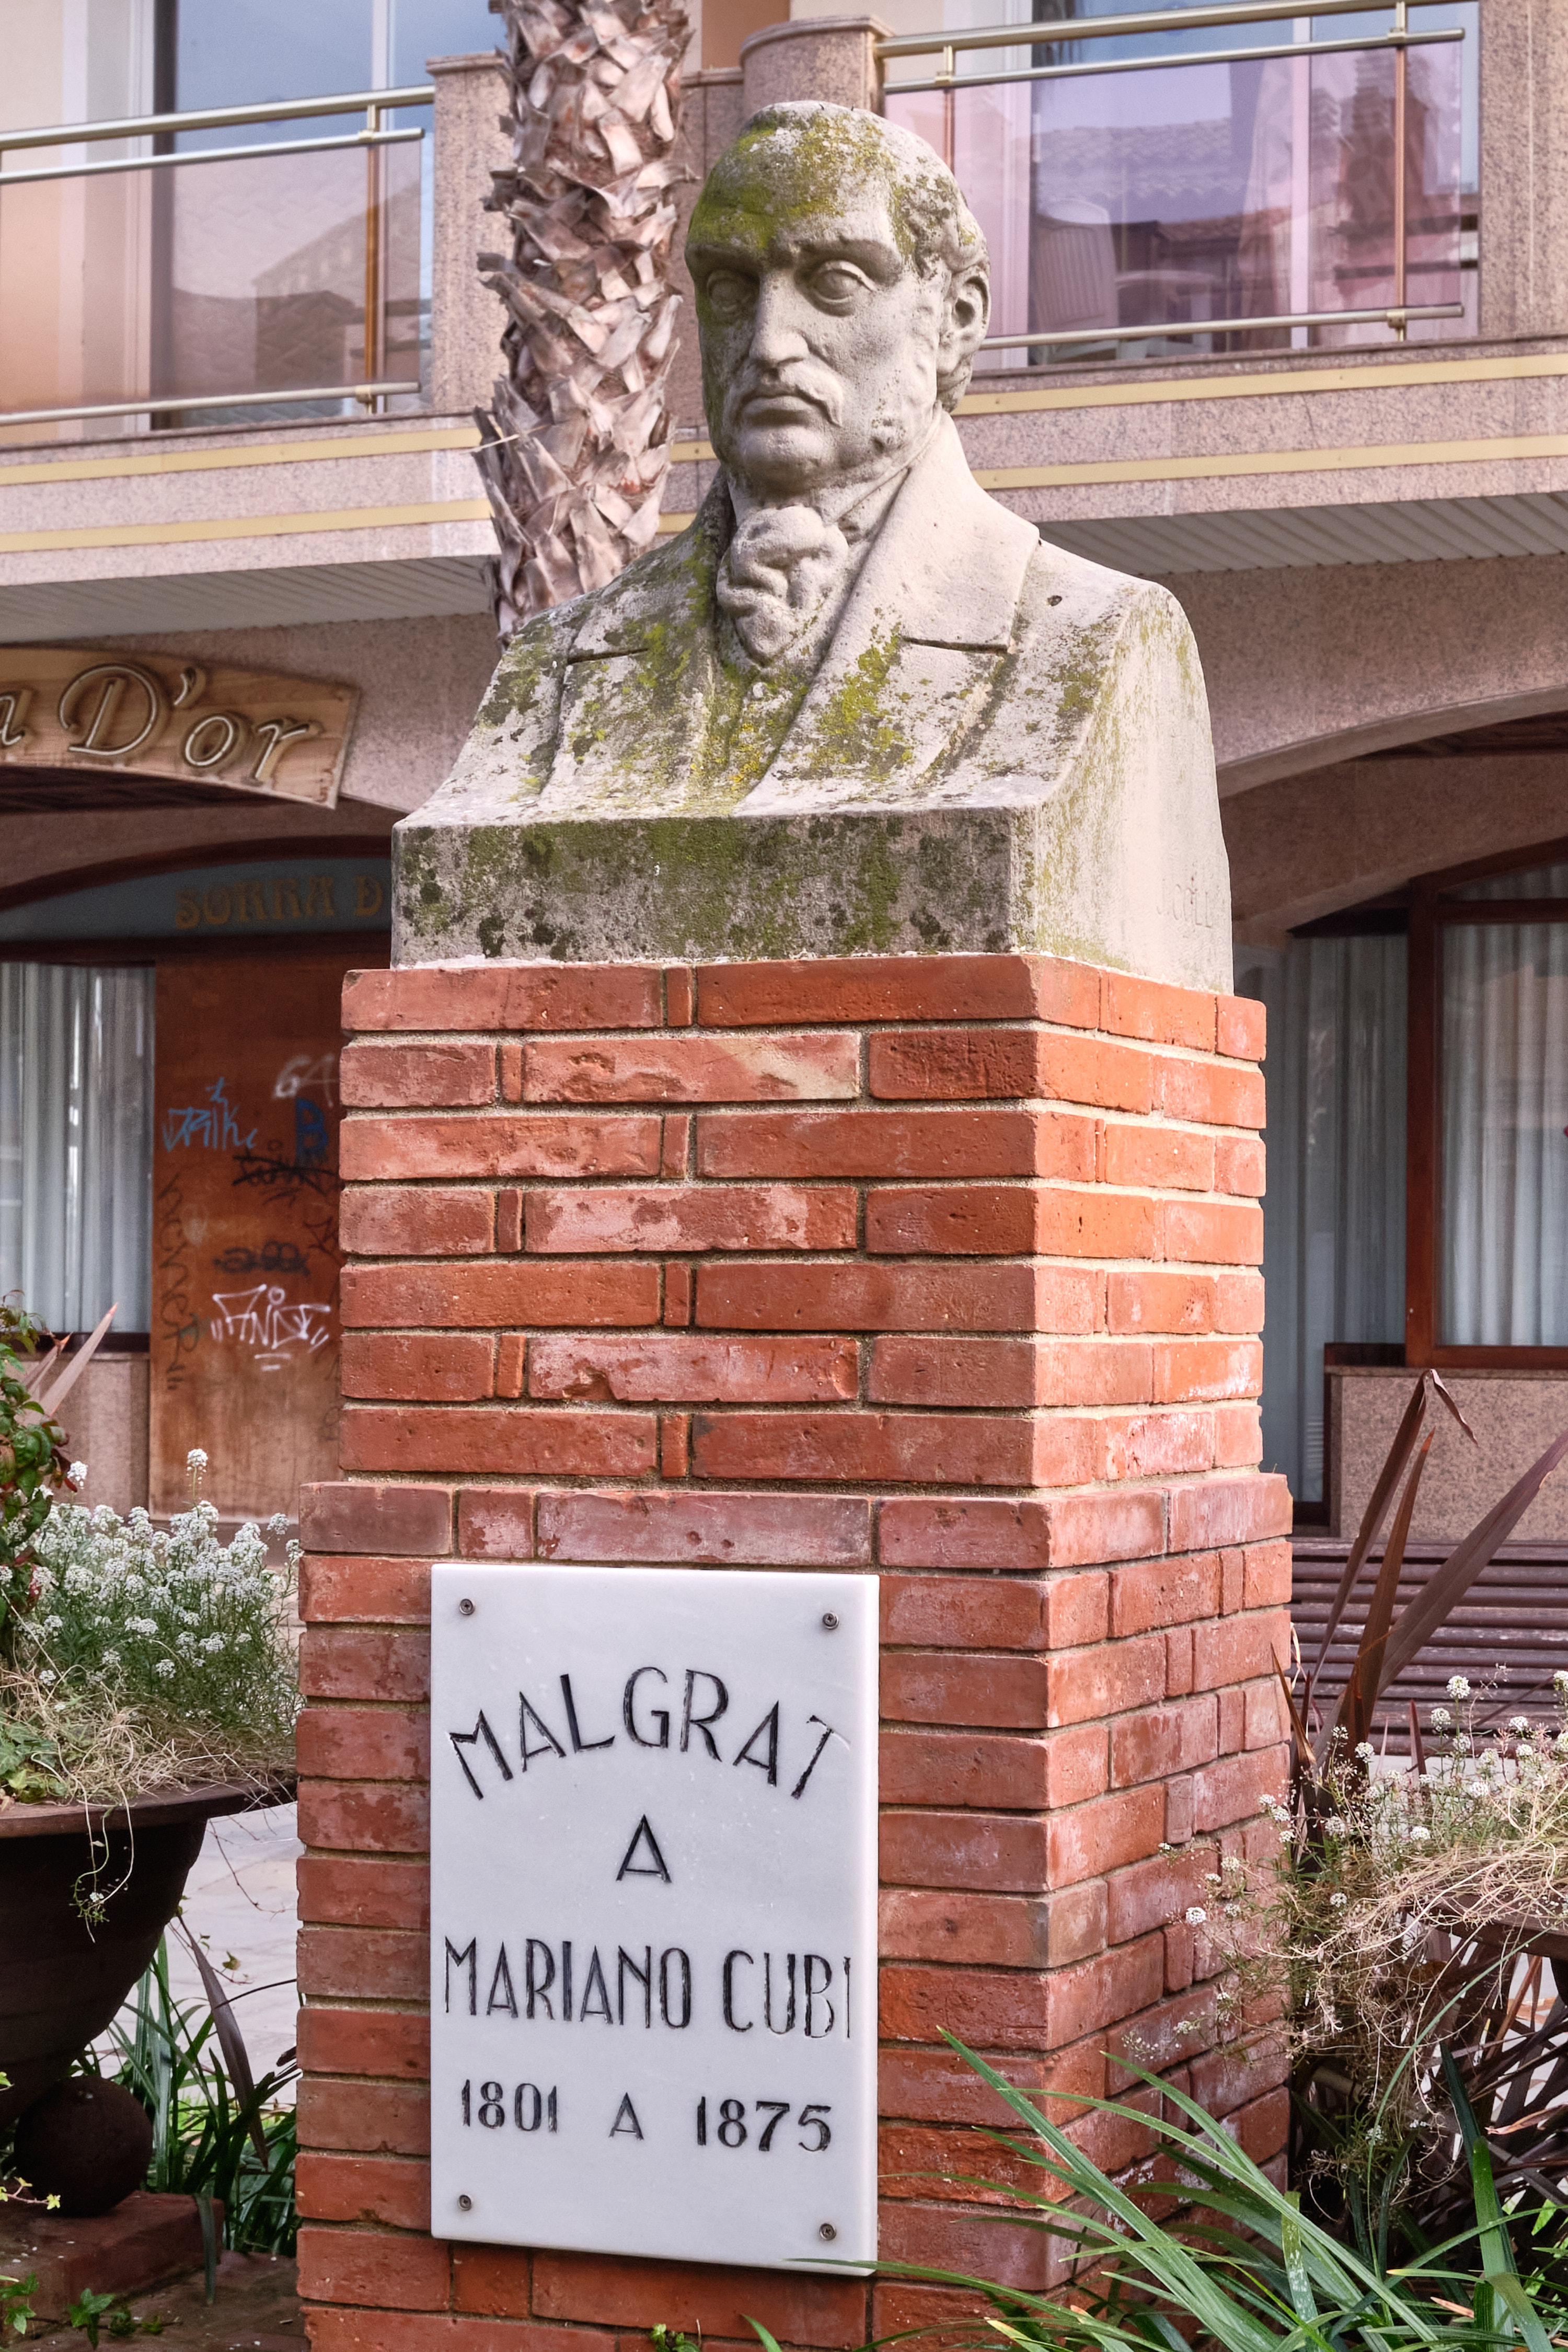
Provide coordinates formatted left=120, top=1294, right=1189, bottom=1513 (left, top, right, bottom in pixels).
left=0, top=1450, right=298, bottom=1806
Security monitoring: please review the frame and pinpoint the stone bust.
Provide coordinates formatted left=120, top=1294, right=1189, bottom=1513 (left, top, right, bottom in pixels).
left=399, top=102, right=1232, bottom=988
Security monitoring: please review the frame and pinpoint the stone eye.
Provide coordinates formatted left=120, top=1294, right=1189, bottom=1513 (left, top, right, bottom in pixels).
left=808, top=264, right=864, bottom=307
left=701, top=270, right=754, bottom=321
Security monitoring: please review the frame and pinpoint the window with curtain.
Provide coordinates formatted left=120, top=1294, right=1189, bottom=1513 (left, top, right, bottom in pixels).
left=1437, top=861, right=1568, bottom=1346
left=1235, top=934, right=1408, bottom=1502
left=0, top=965, right=155, bottom=1334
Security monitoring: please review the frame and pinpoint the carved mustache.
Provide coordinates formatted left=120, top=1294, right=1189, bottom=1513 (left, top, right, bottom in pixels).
left=726, top=364, right=845, bottom=429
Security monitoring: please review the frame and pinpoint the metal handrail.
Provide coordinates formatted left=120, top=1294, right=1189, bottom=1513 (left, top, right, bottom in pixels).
left=0, top=383, right=423, bottom=432
left=0, top=84, right=435, bottom=154
left=0, top=127, right=421, bottom=191
left=984, top=302, right=1465, bottom=351
left=889, top=20, right=1458, bottom=90
left=878, top=0, right=1454, bottom=60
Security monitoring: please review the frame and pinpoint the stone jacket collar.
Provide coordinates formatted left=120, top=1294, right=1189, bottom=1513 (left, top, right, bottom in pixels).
left=539, top=412, right=1042, bottom=814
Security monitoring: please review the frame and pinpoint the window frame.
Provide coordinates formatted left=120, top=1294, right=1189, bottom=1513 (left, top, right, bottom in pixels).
left=1405, top=831, right=1568, bottom=1368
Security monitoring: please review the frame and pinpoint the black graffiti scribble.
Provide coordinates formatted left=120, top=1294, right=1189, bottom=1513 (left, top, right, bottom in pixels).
left=230, top=1149, right=339, bottom=1197
left=212, top=1239, right=314, bottom=1278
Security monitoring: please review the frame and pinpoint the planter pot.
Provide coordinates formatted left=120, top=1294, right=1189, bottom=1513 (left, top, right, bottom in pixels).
left=0, top=1781, right=289, bottom=2129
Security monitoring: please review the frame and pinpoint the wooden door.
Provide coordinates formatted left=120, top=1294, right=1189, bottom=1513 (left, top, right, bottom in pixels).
left=150, top=949, right=355, bottom=1521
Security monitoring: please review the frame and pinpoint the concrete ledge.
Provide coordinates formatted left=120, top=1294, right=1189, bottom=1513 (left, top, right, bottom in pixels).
left=0, top=2192, right=213, bottom=2322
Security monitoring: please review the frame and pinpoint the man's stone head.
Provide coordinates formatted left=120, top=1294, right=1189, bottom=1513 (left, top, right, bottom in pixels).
left=686, top=102, right=989, bottom=503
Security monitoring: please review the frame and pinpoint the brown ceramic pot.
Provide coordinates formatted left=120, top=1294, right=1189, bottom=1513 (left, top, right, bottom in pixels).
left=0, top=1782, right=283, bottom=2129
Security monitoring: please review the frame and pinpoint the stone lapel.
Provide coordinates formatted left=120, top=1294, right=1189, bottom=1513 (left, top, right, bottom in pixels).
left=540, top=412, right=1039, bottom=814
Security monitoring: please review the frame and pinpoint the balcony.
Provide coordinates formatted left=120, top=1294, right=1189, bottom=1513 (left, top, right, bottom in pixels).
left=881, top=0, right=1478, bottom=369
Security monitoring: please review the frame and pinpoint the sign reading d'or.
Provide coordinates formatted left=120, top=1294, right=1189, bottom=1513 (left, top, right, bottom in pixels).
left=0, top=648, right=355, bottom=805
left=430, top=1563, right=878, bottom=2274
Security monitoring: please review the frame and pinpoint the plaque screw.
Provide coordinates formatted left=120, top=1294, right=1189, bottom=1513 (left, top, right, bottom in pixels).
left=458, top=1598, right=476, bottom=1617
left=458, top=2195, right=473, bottom=2212
left=821, top=1611, right=839, bottom=1631
left=818, top=2222, right=838, bottom=2242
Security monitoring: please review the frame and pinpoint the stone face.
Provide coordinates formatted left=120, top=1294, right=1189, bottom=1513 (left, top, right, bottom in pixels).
left=397, top=106, right=1232, bottom=990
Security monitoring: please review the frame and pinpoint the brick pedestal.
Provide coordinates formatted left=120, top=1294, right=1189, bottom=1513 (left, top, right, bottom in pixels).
left=296, top=950, right=1290, bottom=2352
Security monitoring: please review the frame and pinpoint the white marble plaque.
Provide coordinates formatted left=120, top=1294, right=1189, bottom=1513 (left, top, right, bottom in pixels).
left=429, top=1562, right=878, bottom=2272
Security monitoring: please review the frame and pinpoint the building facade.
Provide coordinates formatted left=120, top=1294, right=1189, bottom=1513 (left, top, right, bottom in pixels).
left=3, top=0, right=1566, bottom=1548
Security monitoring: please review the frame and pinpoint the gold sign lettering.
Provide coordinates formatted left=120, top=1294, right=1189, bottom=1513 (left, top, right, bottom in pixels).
left=0, top=651, right=354, bottom=808
left=59, top=662, right=168, bottom=760
left=170, top=871, right=385, bottom=932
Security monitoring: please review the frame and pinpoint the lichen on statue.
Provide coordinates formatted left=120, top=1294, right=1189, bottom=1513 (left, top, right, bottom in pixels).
left=399, top=101, right=1233, bottom=987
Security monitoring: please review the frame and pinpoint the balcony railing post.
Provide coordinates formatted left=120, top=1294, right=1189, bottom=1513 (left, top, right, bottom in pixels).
left=1393, top=0, right=1409, bottom=326
left=364, top=99, right=385, bottom=409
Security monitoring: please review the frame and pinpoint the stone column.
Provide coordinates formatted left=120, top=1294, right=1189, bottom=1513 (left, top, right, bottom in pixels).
left=295, top=947, right=1289, bottom=2349
left=428, top=53, right=511, bottom=420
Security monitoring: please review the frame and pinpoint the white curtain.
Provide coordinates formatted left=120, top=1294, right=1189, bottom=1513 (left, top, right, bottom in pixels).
left=1235, top=937, right=1407, bottom=1501
left=0, top=965, right=154, bottom=1333
left=1442, top=920, right=1568, bottom=1344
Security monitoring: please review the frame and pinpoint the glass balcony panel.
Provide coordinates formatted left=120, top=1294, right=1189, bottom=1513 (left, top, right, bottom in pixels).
left=886, top=28, right=1465, bottom=365
left=0, top=136, right=422, bottom=441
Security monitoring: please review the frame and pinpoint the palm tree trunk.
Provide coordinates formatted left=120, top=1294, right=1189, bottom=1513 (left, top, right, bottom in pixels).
left=476, top=0, right=691, bottom=637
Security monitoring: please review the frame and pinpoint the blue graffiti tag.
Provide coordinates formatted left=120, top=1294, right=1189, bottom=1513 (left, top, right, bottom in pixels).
left=160, top=1077, right=257, bottom=1154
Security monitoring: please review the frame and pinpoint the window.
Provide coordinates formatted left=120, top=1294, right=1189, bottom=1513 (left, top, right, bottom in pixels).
left=1410, top=851, right=1568, bottom=1361
left=0, top=965, right=155, bottom=1334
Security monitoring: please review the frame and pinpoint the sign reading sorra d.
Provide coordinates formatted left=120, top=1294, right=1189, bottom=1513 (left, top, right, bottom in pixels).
left=430, top=1563, right=878, bottom=2272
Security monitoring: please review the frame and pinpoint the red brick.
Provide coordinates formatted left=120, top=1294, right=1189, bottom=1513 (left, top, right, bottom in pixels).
left=527, top=1185, right=855, bottom=1254
left=1162, top=1197, right=1264, bottom=1265
left=301, top=1485, right=451, bottom=1558
left=690, top=1410, right=1040, bottom=1487
left=870, top=1031, right=1051, bottom=1102
left=1111, top=1553, right=1222, bottom=1638
left=343, top=1262, right=659, bottom=1330
left=1217, top=993, right=1266, bottom=1060
left=1046, top=1633, right=1166, bottom=1727
left=875, top=2201, right=1051, bottom=2289
left=868, top=1335, right=1156, bottom=1409
left=878, top=1888, right=1056, bottom=1968
left=301, top=1628, right=430, bottom=1703
left=297, top=1855, right=428, bottom=1931
left=1036, top=1033, right=1156, bottom=1114
left=697, top=954, right=1098, bottom=1029
left=881, top=1653, right=1048, bottom=1728
left=297, top=2226, right=448, bottom=2313
left=665, top=964, right=695, bottom=1025
left=1040, top=1490, right=1168, bottom=1569
left=299, top=1781, right=429, bottom=1855
left=456, top=1488, right=536, bottom=1558
left=296, top=2077, right=430, bottom=2154
left=1153, top=1053, right=1266, bottom=1129
left=341, top=1406, right=657, bottom=1478
left=866, top=1185, right=1160, bottom=1259
left=660, top=1413, right=690, bottom=1476
left=661, top=1114, right=690, bottom=1178
left=1036, top=1187, right=1163, bottom=1259
left=1045, top=1937, right=1167, bottom=2047
left=340, top=1041, right=495, bottom=1108
left=663, top=1262, right=694, bottom=1325
left=527, top=1331, right=857, bottom=1402
left=297, top=1927, right=426, bottom=2001
left=297, top=1709, right=429, bottom=1781
left=1215, top=1402, right=1263, bottom=1465
left=1215, top=1134, right=1266, bottom=1195
left=1104, top=1846, right=1213, bottom=1944
left=878, top=2041, right=1102, bottom=2125
left=297, top=2008, right=428, bottom=2080
left=296, top=2152, right=429, bottom=2231
left=340, top=1187, right=494, bottom=1257
left=299, top=1556, right=431, bottom=1624
left=524, top=1032, right=859, bottom=1101
left=878, top=1499, right=1050, bottom=1568
left=531, top=2249, right=866, bottom=2344
left=1108, top=1270, right=1216, bottom=1335
left=1243, top=1538, right=1293, bottom=1608
left=880, top=1574, right=1047, bottom=1651
left=1102, top=1124, right=1215, bottom=1192
left=879, top=1808, right=1048, bottom=1892
left=1165, top=1774, right=1194, bottom=1843
left=1192, top=1742, right=1288, bottom=1834
left=1109, top=1697, right=1219, bottom=1790
left=1100, top=972, right=1216, bottom=1052
left=341, top=1113, right=662, bottom=1183
left=1047, top=1784, right=1165, bottom=1888
left=878, top=2121, right=1046, bottom=2206
left=308, top=2321, right=604, bottom=2352
left=495, top=1333, right=524, bottom=1397
left=1246, top=1679, right=1286, bottom=1748
left=1228, top=2086, right=1290, bottom=2166
left=1169, top=1473, right=1292, bottom=1550
left=881, top=1727, right=1051, bottom=1809
left=341, top=1333, right=494, bottom=1403
left=1043, top=1571, right=1110, bottom=1649
left=697, top=1261, right=1097, bottom=1333
left=495, top=1188, right=523, bottom=1251
left=1041, top=1723, right=1110, bottom=1807
left=536, top=1489, right=871, bottom=1563
left=699, top=1108, right=1095, bottom=1181
left=1098, top=1409, right=1216, bottom=1482
left=343, top=964, right=661, bottom=1032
